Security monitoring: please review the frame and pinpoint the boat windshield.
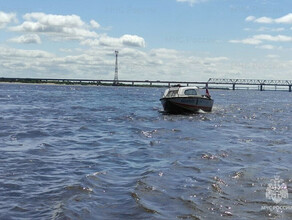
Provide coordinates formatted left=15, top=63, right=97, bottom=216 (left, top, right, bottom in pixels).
left=184, top=89, right=197, bottom=95
left=166, top=90, right=179, bottom=97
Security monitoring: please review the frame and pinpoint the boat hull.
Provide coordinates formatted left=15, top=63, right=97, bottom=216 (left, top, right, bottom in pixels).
left=160, top=97, right=213, bottom=114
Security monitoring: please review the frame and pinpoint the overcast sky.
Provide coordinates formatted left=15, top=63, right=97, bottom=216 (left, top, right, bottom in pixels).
left=0, top=0, right=292, bottom=81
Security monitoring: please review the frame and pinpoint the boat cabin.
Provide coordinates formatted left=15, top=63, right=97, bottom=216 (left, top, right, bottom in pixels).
left=162, top=86, right=201, bottom=98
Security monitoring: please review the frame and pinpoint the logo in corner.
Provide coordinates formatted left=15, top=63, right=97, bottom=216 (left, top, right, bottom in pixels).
left=266, top=176, right=288, bottom=204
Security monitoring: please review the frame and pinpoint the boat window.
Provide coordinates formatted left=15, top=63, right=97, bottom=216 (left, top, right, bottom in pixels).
left=184, top=89, right=197, bottom=95
left=166, top=90, right=178, bottom=97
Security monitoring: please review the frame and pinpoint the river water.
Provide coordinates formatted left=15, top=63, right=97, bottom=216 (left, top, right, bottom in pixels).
left=0, top=84, right=291, bottom=220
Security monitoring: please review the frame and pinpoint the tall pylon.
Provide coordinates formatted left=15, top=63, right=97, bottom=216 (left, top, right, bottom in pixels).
left=113, top=50, right=119, bottom=85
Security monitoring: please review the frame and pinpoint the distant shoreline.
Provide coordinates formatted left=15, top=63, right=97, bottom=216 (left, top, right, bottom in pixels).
left=0, top=81, right=168, bottom=88
left=0, top=81, right=231, bottom=90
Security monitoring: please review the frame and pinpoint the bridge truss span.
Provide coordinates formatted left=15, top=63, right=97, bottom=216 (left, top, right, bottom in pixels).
left=208, top=78, right=292, bottom=86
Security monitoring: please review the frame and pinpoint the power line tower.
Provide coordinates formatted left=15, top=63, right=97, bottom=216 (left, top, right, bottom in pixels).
left=113, top=50, right=119, bottom=85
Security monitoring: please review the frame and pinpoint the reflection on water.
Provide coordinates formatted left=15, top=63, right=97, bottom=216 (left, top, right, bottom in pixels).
left=0, top=84, right=291, bottom=219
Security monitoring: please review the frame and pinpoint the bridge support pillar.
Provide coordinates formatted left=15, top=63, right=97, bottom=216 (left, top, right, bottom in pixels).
left=150, top=82, right=152, bottom=86
left=168, top=82, right=170, bottom=87
left=289, top=85, right=291, bottom=92
left=232, top=83, right=236, bottom=90
left=260, top=84, right=263, bottom=91
left=132, top=81, right=134, bottom=86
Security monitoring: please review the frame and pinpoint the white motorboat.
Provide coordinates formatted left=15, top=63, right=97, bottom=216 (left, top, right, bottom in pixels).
left=160, top=85, right=214, bottom=114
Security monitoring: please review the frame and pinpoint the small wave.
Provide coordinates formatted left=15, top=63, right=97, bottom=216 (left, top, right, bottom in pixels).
left=70, top=105, right=87, bottom=110
left=211, top=176, right=228, bottom=194
left=13, top=130, right=49, bottom=140
left=77, top=125, right=95, bottom=132
left=232, top=171, right=244, bottom=179
left=131, top=192, right=159, bottom=214
left=267, top=139, right=287, bottom=146
left=141, top=129, right=158, bottom=138
left=176, top=214, right=201, bottom=219
left=10, top=206, right=29, bottom=212
left=64, top=184, right=93, bottom=193
left=172, top=160, right=201, bottom=173
left=86, top=171, right=107, bottom=179
left=149, top=140, right=161, bottom=146
left=201, top=153, right=218, bottom=160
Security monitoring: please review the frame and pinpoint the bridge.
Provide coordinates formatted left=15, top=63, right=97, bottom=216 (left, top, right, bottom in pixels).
left=0, top=77, right=292, bottom=92
left=208, top=78, right=292, bottom=92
